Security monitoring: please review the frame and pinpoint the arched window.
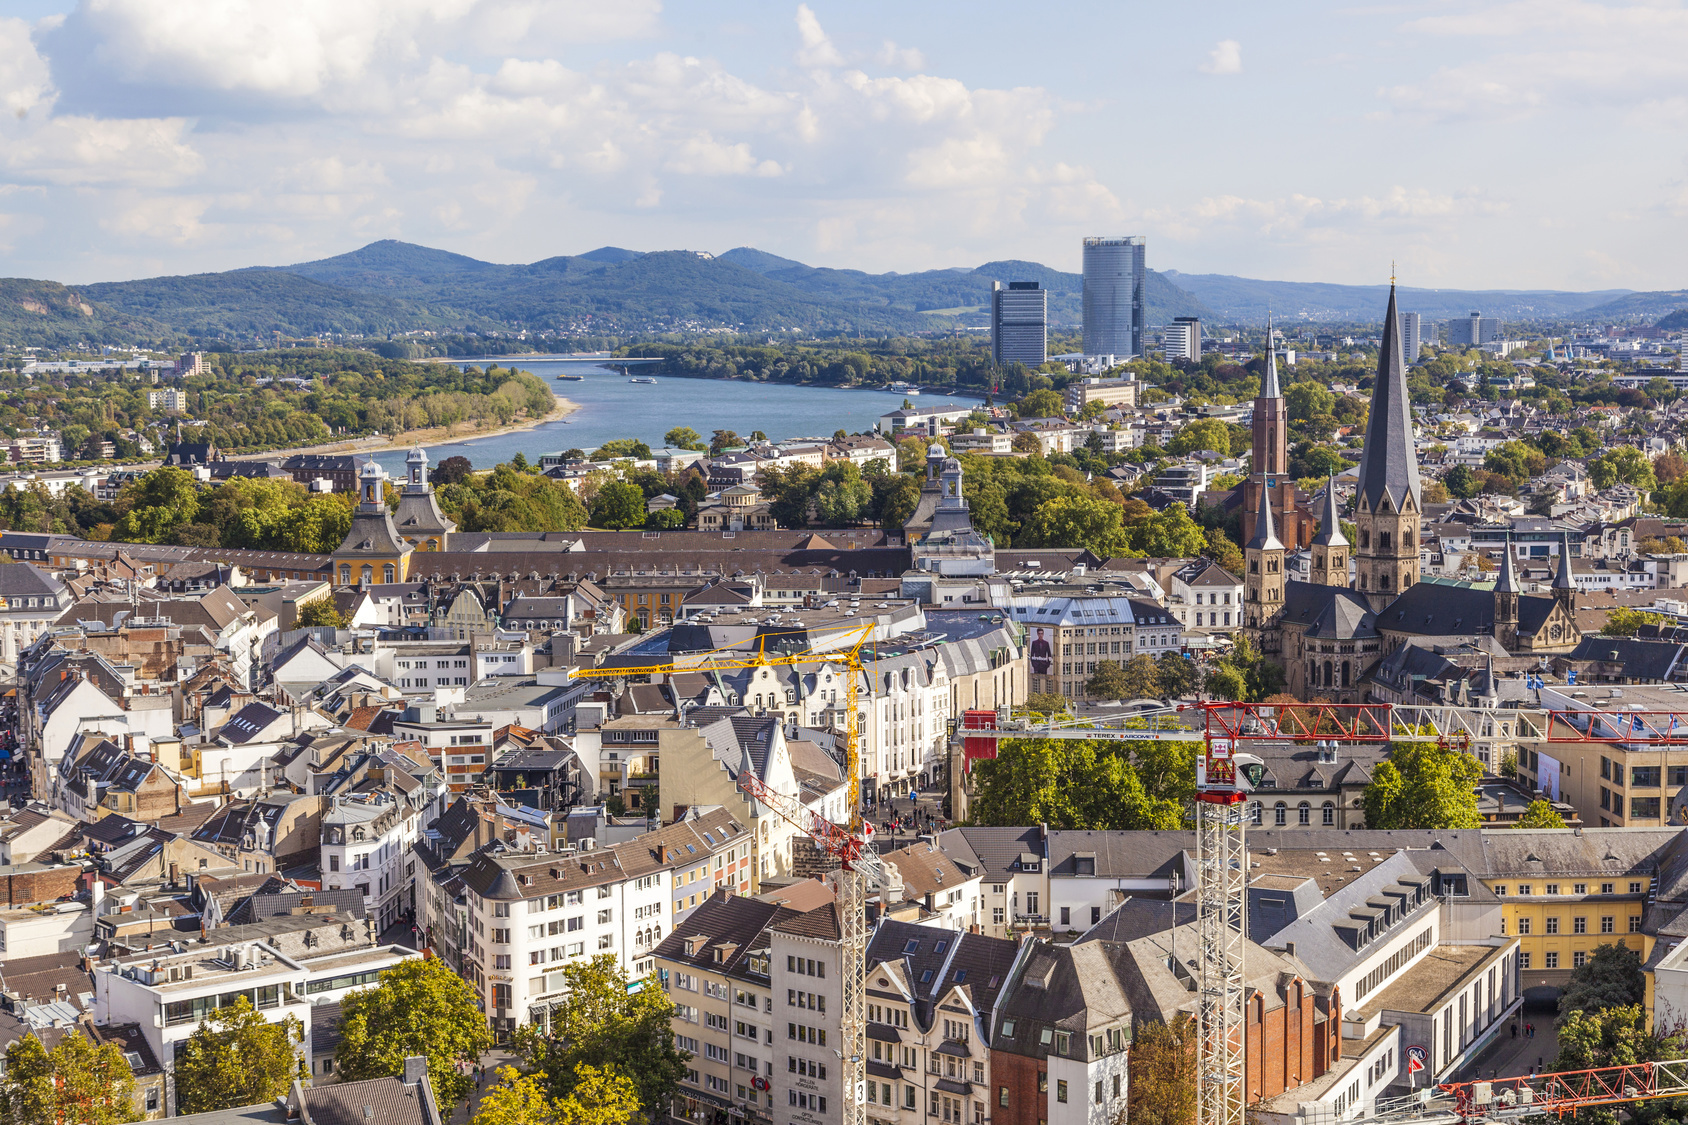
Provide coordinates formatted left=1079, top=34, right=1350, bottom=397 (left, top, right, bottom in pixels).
left=1323, top=801, right=1336, bottom=826
left=361, top=564, right=373, bottom=585
left=339, top=565, right=351, bottom=585
left=1323, top=660, right=1334, bottom=688
left=383, top=563, right=396, bottom=583
left=1298, top=802, right=1311, bottom=826
left=1274, top=802, right=1288, bottom=826
left=1251, top=802, right=1263, bottom=826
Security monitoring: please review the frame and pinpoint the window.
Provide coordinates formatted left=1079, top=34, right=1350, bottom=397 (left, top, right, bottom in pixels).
left=1632, top=915, right=1644, bottom=933
left=1633, top=797, right=1662, bottom=819
left=1602, top=883, right=1615, bottom=895
left=1575, top=883, right=1588, bottom=895
left=1546, top=884, right=1560, bottom=895
left=1516, top=917, right=1530, bottom=935
left=1574, top=917, right=1587, bottom=934
left=1056, top=1081, right=1068, bottom=1104
left=1323, top=801, right=1336, bottom=826
left=1631, top=882, right=1644, bottom=894
left=1545, top=952, right=1559, bottom=969
left=1602, top=916, right=1616, bottom=933
left=1546, top=917, right=1559, bottom=934
left=1520, top=952, right=1531, bottom=969
left=999, top=1087, right=1009, bottom=1108
left=1275, top=803, right=1287, bottom=826
left=1060, top=907, right=1070, bottom=926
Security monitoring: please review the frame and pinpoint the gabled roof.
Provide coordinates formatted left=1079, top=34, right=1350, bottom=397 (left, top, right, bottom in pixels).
left=1278, top=581, right=1378, bottom=640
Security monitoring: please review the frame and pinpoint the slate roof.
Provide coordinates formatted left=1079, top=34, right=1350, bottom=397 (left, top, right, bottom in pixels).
left=1377, top=582, right=1559, bottom=640
left=652, top=892, right=793, bottom=977
left=1562, top=636, right=1685, bottom=681
left=1354, top=284, right=1422, bottom=514
left=1047, top=830, right=1188, bottom=881
left=1277, top=580, right=1377, bottom=639
left=295, top=1073, right=442, bottom=1125
left=937, top=826, right=1045, bottom=881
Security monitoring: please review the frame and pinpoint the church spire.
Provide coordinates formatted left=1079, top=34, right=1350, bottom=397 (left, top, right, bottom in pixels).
left=1553, top=531, right=1577, bottom=608
left=1246, top=477, right=1283, bottom=551
left=1262, top=312, right=1281, bottom=399
left=1311, top=479, right=1347, bottom=547
left=1355, top=282, right=1421, bottom=515
left=1494, top=533, right=1519, bottom=650
left=1494, top=534, right=1518, bottom=594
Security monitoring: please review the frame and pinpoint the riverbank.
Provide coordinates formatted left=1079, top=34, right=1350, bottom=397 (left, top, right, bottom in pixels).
left=225, top=392, right=580, bottom=463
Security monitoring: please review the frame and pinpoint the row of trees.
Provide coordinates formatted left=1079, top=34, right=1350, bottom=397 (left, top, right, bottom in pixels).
left=0, top=956, right=684, bottom=1125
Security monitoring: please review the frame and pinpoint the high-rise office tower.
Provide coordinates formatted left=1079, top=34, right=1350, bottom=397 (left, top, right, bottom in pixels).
left=1082, top=236, right=1145, bottom=358
left=1446, top=311, right=1500, bottom=347
left=1163, top=317, right=1202, bottom=363
left=1398, top=311, right=1421, bottom=364
left=990, top=281, right=1048, bottom=366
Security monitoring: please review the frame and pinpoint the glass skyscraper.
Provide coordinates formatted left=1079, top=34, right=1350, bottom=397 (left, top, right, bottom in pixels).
left=1082, top=236, right=1145, bottom=358
left=990, top=281, right=1048, bottom=366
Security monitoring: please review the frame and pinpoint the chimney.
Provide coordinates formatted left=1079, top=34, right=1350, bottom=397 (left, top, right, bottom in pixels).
left=168, top=861, right=179, bottom=887
left=402, top=1056, right=429, bottom=1087
left=1284, top=942, right=1297, bottom=958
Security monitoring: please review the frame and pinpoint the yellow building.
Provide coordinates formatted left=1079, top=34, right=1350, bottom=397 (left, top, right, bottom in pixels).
left=332, top=459, right=413, bottom=587
left=1477, top=829, right=1675, bottom=996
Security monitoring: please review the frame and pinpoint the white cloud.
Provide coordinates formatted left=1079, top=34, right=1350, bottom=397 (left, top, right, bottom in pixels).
left=1201, top=39, right=1242, bottom=75
left=794, top=4, right=843, bottom=68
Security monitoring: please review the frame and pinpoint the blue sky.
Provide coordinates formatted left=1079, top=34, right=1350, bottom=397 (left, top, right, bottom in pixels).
left=2, top=1, right=1685, bottom=290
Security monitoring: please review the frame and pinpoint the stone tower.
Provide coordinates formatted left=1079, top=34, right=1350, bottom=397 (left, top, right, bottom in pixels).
left=1310, top=479, right=1349, bottom=587
left=1353, top=283, right=1422, bottom=612
left=1494, top=535, right=1519, bottom=651
left=394, top=446, right=457, bottom=552
left=1553, top=532, right=1577, bottom=611
left=1240, top=319, right=1305, bottom=550
left=1244, top=480, right=1285, bottom=635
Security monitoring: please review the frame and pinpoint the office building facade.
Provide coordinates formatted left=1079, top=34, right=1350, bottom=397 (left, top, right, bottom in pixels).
left=990, top=281, right=1048, bottom=366
left=1163, top=316, right=1201, bottom=363
left=1446, top=311, right=1500, bottom=348
left=1081, top=237, right=1145, bottom=358
left=1398, top=311, right=1422, bottom=364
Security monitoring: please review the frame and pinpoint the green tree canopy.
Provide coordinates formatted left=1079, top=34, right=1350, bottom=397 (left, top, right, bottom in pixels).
left=1515, top=798, right=1568, bottom=829
left=174, top=996, right=305, bottom=1114
left=335, top=957, right=493, bottom=1109
left=1019, top=495, right=1136, bottom=556
left=588, top=481, right=648, bottom=530
left=513, top=955, right=689, bottom=1122
left=473, top=1064, right=642, bottom=1125
left=1602, top=606, right=1666, bottom=637
left=112, top=466, right=202, bottom=543
left=1167, top=418, right=1231, bottom=457
left=1018, top=388, right=1065, bottom=418
left=1155, top=650, right=1200, bottom=698
left=1550, top=1004, right=1684, bottom=1125
left=596, top=439, right=653, bottom=461
left=0, top=1030, right=139, bottom=1125
left=1360, top=741, right=1483, bottom=828
left=968, top=737, right=1191, bottom=831
left=1560, top=942, right=1645, bottom=1018
left=662, top=426, right=706, bottom=451
left=1590, top=445, right=1656, bottom=491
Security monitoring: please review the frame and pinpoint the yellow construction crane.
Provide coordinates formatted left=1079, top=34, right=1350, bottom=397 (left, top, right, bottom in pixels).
left=570, top=622, right=880, bottom=1125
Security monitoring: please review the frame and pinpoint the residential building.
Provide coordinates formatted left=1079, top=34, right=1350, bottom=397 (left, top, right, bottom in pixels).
left=1446, top=312, right=1501, bottom=348
left=321, top=791, right=422, bottom=932
left=1063, top=377, right=1137, bottom=413
left=1163, top=316, right=1201, bottom=363
left=1081, top=236, right=1145, bottom=358
left=1172, top=559, right=1242, bottom=634
left=991, top=282, right=1047, bottom=367
left=999, top=589, right=1183, bottom=701
left=1398, top=311, right=1422, bottom=364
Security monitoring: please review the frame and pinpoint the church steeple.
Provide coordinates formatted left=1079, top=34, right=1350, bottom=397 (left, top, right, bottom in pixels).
left=1494, top=533, right=1519, bottom=650
left=1553, top=531, right=1577, bottom=609
left=1244, top=481, right=1285, bottom=634
left=1353, top=280, right=1422, bottom=611
left=393, top=445, right=456, bottom=552
left=1252, top=314, right=1288, bottom=479
left=1310, top=479, right=1349, bottom=587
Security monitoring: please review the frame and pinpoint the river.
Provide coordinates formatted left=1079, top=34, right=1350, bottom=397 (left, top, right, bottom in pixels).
left=368, top=356, right=972, bottom=475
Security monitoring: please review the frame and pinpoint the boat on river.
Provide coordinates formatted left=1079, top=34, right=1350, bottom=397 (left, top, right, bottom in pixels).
left=630, top=377, right=657, bottom=384
left=557, top=373, right=584, bottom=381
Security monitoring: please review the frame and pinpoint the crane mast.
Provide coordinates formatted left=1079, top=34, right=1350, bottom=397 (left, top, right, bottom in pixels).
left=1195, top=720, right=1247, bottom=1125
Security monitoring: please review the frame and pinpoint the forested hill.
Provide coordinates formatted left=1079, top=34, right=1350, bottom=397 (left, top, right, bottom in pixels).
left=5, top=240, right=1213, bottom=345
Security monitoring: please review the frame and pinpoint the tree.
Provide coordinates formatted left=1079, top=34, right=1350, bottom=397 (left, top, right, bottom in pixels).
left=1360, top=741, right=1483, bottom=829
left=112, top=466, right=201, bottom=543
left=514, top=955, right=688, bottom=1122
left=597, top=439, right=653, bottom=461
left=472, top=1064, right=642, bottom=1125
left=297, top=597, right=345, bottom=628
left=709, top=429, right=742, bottom=455
left=1167, top=418, right=1230, bottom=457
left=1126, top=503, right=1208, bottom=558
left=645, top=509, right=686, bottom=530
left=431, top=455, right=473, bottom=485
left=1202, top=634, right=1282, bottom=702
left=1125, top=1014, right=1197, bottom=1125
left=663, top=426, right=706, bottom=451
left=1515, top=798, right=1568, bottom=829
left=876, top=475, right=922, bottom=531
left=1155, top=651, right=1200, bottom=698
left=1019, top=388, right=1065, bottom=418
left=1589, top=445, right=1656, bottom=491
left=968, top=738, right=1185, bottom=831
left=1550, top=1005, right=1684, bottom=1125
left=1010, top=431, right=1044, bottom=455
left=1283, top=381, right=1336, bottom=423
left=1443, top=464, right=1480, bottom=499
left=336, top=957, right=493, bottom=1110
left=588, top=481, right=648, bottom=530
left=1086, top=660, right=1130, bottom=700
left=0, top=1030, right=139, bottom=1125
left=1020, top=495, right=1135, bottom=556
left=1023, top=691, right=1068, bottom=716
left=1655, top=450, right=1688, bottom=486
left=1560, top=943, right=1645, bottom=1018
left=1602, top=606, right=1666, bottom=637
left=174, top=996, right=305, bottom=1114
left=1203, top=528, right=1244, bottom=575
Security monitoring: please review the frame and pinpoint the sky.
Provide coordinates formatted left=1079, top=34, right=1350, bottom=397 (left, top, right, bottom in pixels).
left=2, top=1, right=1686, bottom=291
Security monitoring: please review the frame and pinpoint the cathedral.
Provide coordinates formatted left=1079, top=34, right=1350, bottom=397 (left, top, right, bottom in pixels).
left=1244, top=284, right=1582, bottom=702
